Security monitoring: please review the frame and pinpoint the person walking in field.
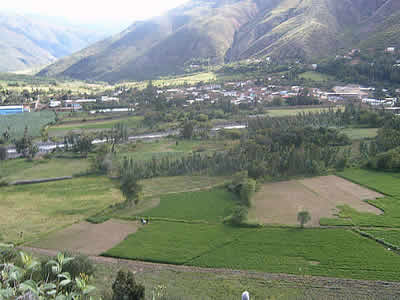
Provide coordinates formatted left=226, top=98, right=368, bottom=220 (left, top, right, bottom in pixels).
left=242, top=291, right=250, bottom=300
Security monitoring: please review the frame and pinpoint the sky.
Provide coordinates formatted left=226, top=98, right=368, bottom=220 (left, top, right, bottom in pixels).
left=2, top=0, right=189, bottom=27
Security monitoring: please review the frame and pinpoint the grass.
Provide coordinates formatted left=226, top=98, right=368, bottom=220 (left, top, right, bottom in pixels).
left=48, top=115, right=143, bottom=134
left=363, top=229, right=400, bottom=248
left=0, top=111, right=55, bottom=139
left=105, top=223, right=400, bottom=281
left=0, top=176, right=123, bottom=243
left=136, top=188, right=238, bottom=223
left=1, top=157, right=90, bottom=182
left=321, top=169, right=400, bottom=227
left=341, top=128, right=378, bottom=140
left=298, top=71, right=335, bottom=82
left=265, top=106, right=342, bottom=117
left=139, top=176, right=232, bottom=198
left=104, top=222, right=246, bottom=264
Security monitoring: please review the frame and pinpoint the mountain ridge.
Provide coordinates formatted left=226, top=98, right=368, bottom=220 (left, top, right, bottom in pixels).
left=0, top=13, right=107, bottom=72
left=39, top=0, right=400, bottom=82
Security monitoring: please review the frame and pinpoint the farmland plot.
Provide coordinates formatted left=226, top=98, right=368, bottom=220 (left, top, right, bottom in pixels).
left=28, top=220, right=139, bottom=255
left=249, top=175, right=382, bottom=226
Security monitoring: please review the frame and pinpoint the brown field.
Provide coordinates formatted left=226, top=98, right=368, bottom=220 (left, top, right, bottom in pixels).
left=250, top=175, right=383, bottom=227
left=28, top=220, right=139, bottom=255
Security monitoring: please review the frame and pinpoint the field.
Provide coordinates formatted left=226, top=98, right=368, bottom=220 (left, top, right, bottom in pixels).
left=265, top=106, right=342, bottom=117
left=106, top=223, right=400, bottom=281
left=48, top=115, right=144, bottom=136
left=28, top=220, right=139, bottom=255
left=362, top=229, right=400, bottom=248
left=321, top=169, right=400, bottom=227
left=341, top=128, right=378, bottom=140
left=0, top=176, right=123, bottom=243
left=1, top=157, right=90, bottom=182
left=0, top=111, right=55, bottom=139
left=249, top=175, right=382, bottom=226
left=298, top=71, right=335, bottom=82
left=134, top=188, right=238, bottom=223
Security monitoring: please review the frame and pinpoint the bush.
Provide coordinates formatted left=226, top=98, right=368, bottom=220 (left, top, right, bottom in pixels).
left=369, top=147, right=400, bottom=171
left=112, top=270, right=145, bottom=300
left=239, top=178, right=256, bottom=207
left=228, top=206, right=248, bottom=225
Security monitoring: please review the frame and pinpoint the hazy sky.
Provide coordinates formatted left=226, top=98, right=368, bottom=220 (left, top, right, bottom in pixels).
left=2, top=0, right=189, bottom=25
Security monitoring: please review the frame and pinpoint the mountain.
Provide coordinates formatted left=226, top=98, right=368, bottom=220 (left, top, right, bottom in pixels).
left=0, top=13, right=107, bottom=72
left=39, top=0, right=400, bottom=82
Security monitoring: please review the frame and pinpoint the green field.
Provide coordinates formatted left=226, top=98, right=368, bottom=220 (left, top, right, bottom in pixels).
left=137, top=188, right=237, bottom=222
left=1, top=157, right=90, bottom=182
left=48, top=115, right=143, bottom=134
left=106, top=223, right=400, bottom=281
left=321, top=169, right=400, bottom=227
left=0, top=176, right=123, bottom=243
left=0, top=111, right=55, bottom=139
left=363, top=229, right=400, bottom=248
left=298, top=71, right=335, bottom=82
left=266, top=106, right=342, bottom=117
left=341, top=128, right=378, bottom=140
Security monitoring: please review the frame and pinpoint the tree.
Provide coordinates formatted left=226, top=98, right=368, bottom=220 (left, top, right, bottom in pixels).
left=120, top=171, right=143, bottom=206
left=181, top=120, right=196, bottom=140
left=0, top=146, right=7, bottom=161
left=297, top=211, right=311, bottom=228
left=112, top=270, right=145, bottom=300
left=109, top=122, right=128, bottom=153
left=14, top=126, right=38, bottom=160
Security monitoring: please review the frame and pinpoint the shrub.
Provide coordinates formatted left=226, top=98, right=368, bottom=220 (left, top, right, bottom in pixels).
left=112, top=270, right=145, bottom=300
left=297, top=211, right=311, bottom=228
left=229, top=206, right=248, bottom=225
left=239, top=178, right=256, bottom=207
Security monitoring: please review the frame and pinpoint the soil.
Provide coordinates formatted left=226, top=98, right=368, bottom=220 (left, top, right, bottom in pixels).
left=28, top=219, right=140, bottom=255
left=251, top=175, right=383, bottom=227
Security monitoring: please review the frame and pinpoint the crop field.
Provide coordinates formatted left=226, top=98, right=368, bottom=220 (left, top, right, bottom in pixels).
left=0, top=111, right=55, bottom=139
left=28, top=220, right=139, bottom=255
left=116, top=139, right=237, bottom=163
left=321, top=169, right=400, bottom=227
left=298, top=71, right=335, bottom=82
left=106, top=223, right=400, bottom=281
left=134, top=188, right=238, bottom=222
left=1, top=157, right=90, bottom=182
left=0, top=176, right=123, bottom=243
left=48, top=115, right=144, bottom=135
left=341, top=128, right=378, bottom=140
left=249, top=175, right=382, bottom=226
left=265, top=106, right=342, bottom=117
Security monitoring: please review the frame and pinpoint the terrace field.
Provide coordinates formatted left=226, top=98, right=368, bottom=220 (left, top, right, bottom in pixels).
left=265, top=106, right=342, bottom=117
left=320, top=169, right=400, bottom=227
left=249, top=175, right=382, bottom=226
left=0, top=176, right=123, bottom=243
left=106, top=223, right=400, bottom=281
left=0, top=111, right=55, bottom=139
left=1, top=157, right=89, bottom=182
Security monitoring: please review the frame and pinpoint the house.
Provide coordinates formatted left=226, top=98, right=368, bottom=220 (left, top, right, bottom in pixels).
left=0, top=105, right=24, bottom=115
left=386, top=47, right=396, bottom=53
left=49, top=101, right=61, bottom=108
left=101, top=96, right=119, bottom=102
